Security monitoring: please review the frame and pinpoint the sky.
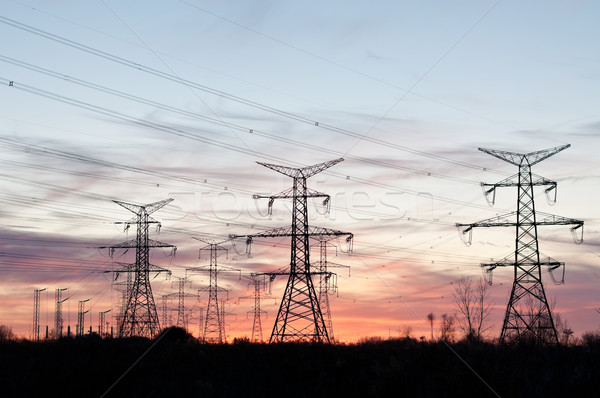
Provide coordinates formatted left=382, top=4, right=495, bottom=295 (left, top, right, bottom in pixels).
left=0, top=0, right=598, bottom=342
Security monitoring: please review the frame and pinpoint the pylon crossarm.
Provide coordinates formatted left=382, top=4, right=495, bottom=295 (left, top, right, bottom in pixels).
left=113, top=198, right=173, bottom=215
left=456, top=212, right=517, bottom=232
left=242, top=225, right=352, bottom=240
left=308, top=227, right=353, bottom=239
left=478, top=144, right=570, bottom=166
left=257, top=158, right=344, bottom=179
left=319, top=261, right=350, bottom=274
left=147, top=264, right=171, bottom=274
left=253, top=187, right=293, bottom=201
left=525, top=144, right=570, bottom=166
left=233, top=226, right=353, bottom=257
left=192, top=237, right=229, bottom=247
left=299, top=158, right=344, bottom=178
left=478, top=147, right=524, bottom=166
left=246, top=225, right=293, bottom=238
left=535, top=211, right=583, bottom=227
left=199, top=286, right=230, bottom=293
left=483, top=173, right=556, bottom=190
left=107, top=238, right=176, bottom=249
left=187, top=264, right=241, bottom=274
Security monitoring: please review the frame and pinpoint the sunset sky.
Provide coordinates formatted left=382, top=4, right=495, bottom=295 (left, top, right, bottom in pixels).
left=0, top=0, right=598, bottom=342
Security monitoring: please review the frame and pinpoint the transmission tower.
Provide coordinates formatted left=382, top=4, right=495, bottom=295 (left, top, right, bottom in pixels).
left=197, top=306, right=204, bottom=338
left=166, top=276, right=195, bottom=329
left=105, top=199, right=175, bottom=338
left=99, top=309, right=112, bottom=337
left=232, top=158, right=353, bottom=343
left=76, top=299, right=90, bottom=337
left=54, top=288, right=68, bottom=339
left=33, top=288, right=46, bottom=341
left=160, top=294, right=171, bottom=329
left=239, top=273, right=271, bottom=342
left=314, top=237, right=351, bottom=342
left=187, top=238, right=240, bottom=343
left=457, top=145, right=584, bottom=345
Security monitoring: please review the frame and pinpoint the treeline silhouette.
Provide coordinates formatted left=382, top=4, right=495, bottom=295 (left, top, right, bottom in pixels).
left=1, top=328, right=598, bottom=397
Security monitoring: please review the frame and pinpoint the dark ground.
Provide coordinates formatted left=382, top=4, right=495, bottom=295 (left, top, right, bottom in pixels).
left=1, top=331, right=597, bottom=397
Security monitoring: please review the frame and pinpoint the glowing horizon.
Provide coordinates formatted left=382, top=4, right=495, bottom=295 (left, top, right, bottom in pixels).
left=0, top=1, right=598, bottom=343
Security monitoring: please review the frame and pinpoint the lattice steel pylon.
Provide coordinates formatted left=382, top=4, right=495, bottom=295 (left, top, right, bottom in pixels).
left=233, top=158, right=353, bottom=343
left=33, top=288, right=46, bottom=341
left=106, top=199, right=175, bottom=338
left=457, top=145, right=584, bottom=344
left=239, top=273, right=270, bottom=342
left=99, top=309, right=111, bottom=337
left=76, top=299, right=90, bottom=337
left=54, top=288, right=68, bottom=339
left=167, top=276, right=195, bottom=329
left=187, top=238, right=240, bottom=343
left=314, top=237, right=351, bottom=342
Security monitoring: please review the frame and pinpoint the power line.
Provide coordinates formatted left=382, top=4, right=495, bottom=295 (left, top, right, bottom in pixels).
left=0, top=15, right=507, bottom=173
left=0, top=54, right=487, bottom=186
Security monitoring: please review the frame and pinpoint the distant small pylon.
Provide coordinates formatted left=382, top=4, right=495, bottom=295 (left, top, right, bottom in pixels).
left=187, top=238, right=240, bottom=343
left=33, top=288, right=46, bottom=341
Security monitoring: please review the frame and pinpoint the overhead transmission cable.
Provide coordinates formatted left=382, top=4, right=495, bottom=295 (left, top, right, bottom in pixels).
left=0, top=55, right=481, bottom=185
left=0, top=77, right=497, bottom=212
left=177, top=0, right=515, bottom=132
left=0, top=15, right=506, bottom=174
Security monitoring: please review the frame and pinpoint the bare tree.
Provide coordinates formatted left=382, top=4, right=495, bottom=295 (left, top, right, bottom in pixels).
left=553, top=303, right=574, bottom=345
left=439, top=313, right=456, bottom=342
left=452, top=276, right=494, bottom=342
left=398, top=325, right=413, bottom=339
left=0, top=325, right=15, bottom=341
left=426, top=312, right=435, bottom=341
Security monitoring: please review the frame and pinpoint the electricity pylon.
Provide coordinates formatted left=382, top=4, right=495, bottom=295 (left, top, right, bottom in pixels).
left=314, top=237, right=351, bottom=342
left=106, top=199, right=175, bottom=338
left=239, top=273, right=270, bottom=342
left=232, top=158, right=353, bottom=343
left=33, top=288, right=46, bottom=341
left=99, top=309, right=111, bottom=337
left=160, top=294, right=171, bottom=328
left=54, top=288, right=68, bottom=339
left=457, top=145, right=583, bottom=344
left=167, top=276, right=195, bottom=329
left=77, top=299, right=90, bottom=337
left=187, top=238, right=240, bottom=343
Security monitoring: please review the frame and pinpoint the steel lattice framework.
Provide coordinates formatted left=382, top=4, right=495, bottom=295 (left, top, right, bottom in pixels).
left=54, top=288, right=68, bottom=339
left=107, top=199, right=175, bottom=338
left=232, top=158, right=352, bottom=343
left=174, top=276, right=194, bottom=329
left=457, top=145, right=583, bottom=344
left=99, top=309, right=111, bottom=337
left=314, top=237, right=351, bottom=342
left=239, top=273, right=270, bottom=342
left=187, top=238, right=239, bottom=343
left=33, top=288, right=46, bottom=341
left=76, top=299, right=90, bottom=337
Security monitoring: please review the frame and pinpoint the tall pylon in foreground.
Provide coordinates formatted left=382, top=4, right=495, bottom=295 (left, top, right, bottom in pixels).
left=240, top=158, right=352, bottom=343
left=457, top=145, right=583, bottom=344
left=108, top=199, right=175, bottom=338
left=187, top=238, right=240, bottom=343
